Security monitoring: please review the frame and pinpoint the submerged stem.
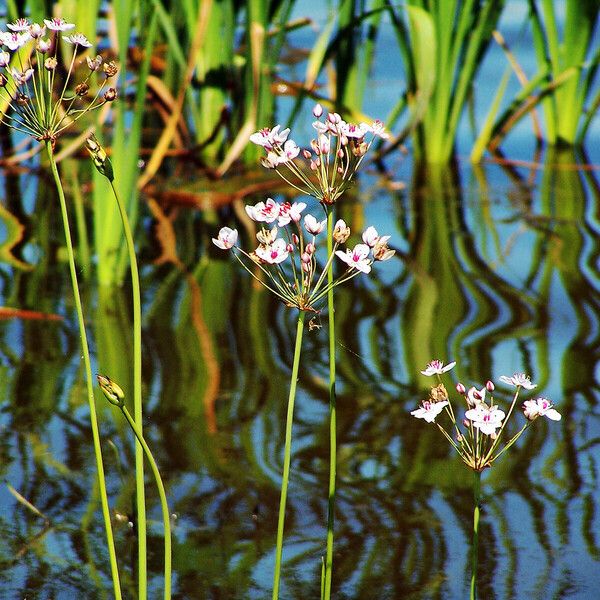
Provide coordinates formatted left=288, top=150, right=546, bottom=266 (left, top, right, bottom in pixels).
left=272, top=311, right=306, bottom=600
left=45, top=142, right=122, bottom=599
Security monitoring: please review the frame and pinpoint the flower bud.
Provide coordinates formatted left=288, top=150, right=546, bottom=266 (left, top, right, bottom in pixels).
left=104, top=87, right=117, bottom=102
left=486, top=380, right=495, bottom=392
left=85, top=135, right=114, bottom=181
left=301, top=252, right=311, bottom=264
left=97, top=374, right=125, bottom=407
left=286, top=243, right=294, bottom=253
left=462, top=419, right=470, bottom=427
left=36, top=39, right=51, bottom=53
left=302, top=149, right=311, bottom=159
left=292, top=234, right=299, bottom=245
left=75, top=82, right=89, bottom=96
left=0, top=74, right=7, bottom=88
left=306, top=242, right=315, bottom=254
left=310, top=160, right=318, bottom=171
left=313, top=103, right=323, bottom=118
left=0, top=51, right=9, bottom=68
left=302, top=261, right=310, bottom=273
left=456, top=382, right=466, bottom=394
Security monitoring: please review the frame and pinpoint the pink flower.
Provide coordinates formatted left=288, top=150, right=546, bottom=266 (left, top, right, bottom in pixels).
left=466, top=386, right=486, bottom=408
left=279, top=139, right=300, bottom=162
left=43, top=18, right=75, bottom=31
left=6, top=18, right=31, bottom=32
left=249, top=125, right=290, bottom=150
left=10, top=67, right=34, bottom=85
left=212, top=227, right=238, bottom=250
left=335, top=244, right=372, bottom=273
left=465, top=404, right=505, bottom=435
left=277, top=201, right=306, bottom=226
left=304, top=214, right=326, bottom=235
left=245, top=198, right=280, bottom=223
left=411, top=400, right=449, bottom=423
left=28, top=23, right=46, bottom=39
left=312, top=103, right=323, bottom=118
left=63, top=33, right=92, bottom=48
left=362, top=226, right=379, bottom=247
left=523, top=398, right=561, bottom=422
left=2, top=31, right=30, bottom=50
left=362, top=119, right=389, bottom=139
left=256, top=238, right=289, bottom=264
left=341, top=122, right=369, bottom=139
left=420, top=360, right=456, bottom=376
left=499, top=373, right=537, bottom=390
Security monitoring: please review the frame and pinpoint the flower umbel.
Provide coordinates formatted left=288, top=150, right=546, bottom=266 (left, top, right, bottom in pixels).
left=250, top=104, right=389, bottom=205
left=0, top=19, right=118, bottom=144
left=410, top=362, right=561, bottom=472
left=213, top=199, right=393, bottom=311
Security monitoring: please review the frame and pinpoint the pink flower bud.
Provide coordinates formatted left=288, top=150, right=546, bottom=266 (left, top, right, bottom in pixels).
left=486, top=380, right=495, bottom=392
left=473, top=390, right=482, bottom=401
left=306, top=242, right=315, bottom=254
left=302, top=261, right=310, bottom=273
left=302, top=149, right=312, bottom=159
left=313, top=103, right=323, bottom=118
left=310, top=160, right=318, bottom=171
left=456, top=383, right=466, bottom=394
left=301, top=252, right=311, bottom=264
left=292, top=234, right=299, bottom=245
left=462, top=419, right=470, bottom=427
left=337, top=149, right=344, bottom=158
left=286, top=243, right=294, bottom=252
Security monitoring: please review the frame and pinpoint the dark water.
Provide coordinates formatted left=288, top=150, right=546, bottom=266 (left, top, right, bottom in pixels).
left=1, top=148, right=600, bottom=599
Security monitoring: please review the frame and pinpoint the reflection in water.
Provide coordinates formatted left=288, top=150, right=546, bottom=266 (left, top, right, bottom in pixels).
left=0, top=155, right=600, bottom=598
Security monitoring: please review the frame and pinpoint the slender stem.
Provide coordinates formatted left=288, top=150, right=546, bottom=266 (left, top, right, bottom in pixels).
left=120, top=406, right=172, bottom=600
left=323, top=211, right=336, bottom=600
left=109, top=180, right=147, bottom=598
left=45, top=142, right=122, bottom=599
left=272, top=311, right=306, bottom=600
left=470, top=470, right=482, bottom=600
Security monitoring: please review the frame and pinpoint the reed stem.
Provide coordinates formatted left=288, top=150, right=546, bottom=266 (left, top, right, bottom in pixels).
left=109, top=180, right=147, bottom=598
left=470, top=469, right=482, bottom=600
left=45, top=141, right=122, bottom=599
left=272, top=310, right=306, bottom=600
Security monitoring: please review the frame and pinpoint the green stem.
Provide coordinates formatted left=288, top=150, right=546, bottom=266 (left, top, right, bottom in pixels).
left=323, top=211, right=336, bottom=600
left=109, top=180, right=147, bottom=598
left=470, top=469, right=482, bottom=600
left=45, top=142, right=122, bottom=599
left=272, top=310, right=306, bottom=600
left=120, top=406, right=172, bottom=600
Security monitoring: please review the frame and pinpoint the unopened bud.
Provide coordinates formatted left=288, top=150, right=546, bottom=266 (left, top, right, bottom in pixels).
left=302, top=261, right=310, bottom=273
left=104, top=87, right=117, bottom=102
left=286, top=243, right=294, bottom=253
left=301, top=252, right=311, bottom=264
left=310, top=160, right=318, bottom=171
left=313, top=103, right=323, bottom=118
left=302, top=149, right=311, bottom=159
left=292, top=234, right=299, bottom=245
left=97, top=374, right=125, bottom=407
left=486, top=380, right=495, bottom=392
left=75, top=82, right=89, bottom=96
left=0, top=74, right=7, bottom=88
left=306, top=242, right=315, bottom=254
left=36, top=39, right=51, bottom=53
left=456, top=382, right=466, bottom=394
left=462, top=419, right=470, bottom=427
left=85, top=134, right=114, bottom=181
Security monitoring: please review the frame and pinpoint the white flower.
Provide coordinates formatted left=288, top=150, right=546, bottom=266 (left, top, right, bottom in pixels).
left=499, top=373, right=537, bottom=390
left=249, top=125, right=290, bottom=150
left=362, top=226, right=380, bottom=247
left=2, top=31, right=30, bottom=50
left=420, top=360, right=456, bottom=376
left=256, top=238, right=289, bottom=264
left=335, top=244, right=372, bottom=273
left=466, top=386, right=486, bottom=408
left=6, top=18, right=31, bottom=32
left=212, top=227, right=238, bottom=250
left=245, top=198, right=280, bottom=223
left=279, top=139, right=300, bottom=162
left=0, top=51, right=10, bottom=67
left=36, top=38, right=51, bottom=53
left=523, top=398, right=561, bottom=422
left=277, top=201, right=305, bottom=226
left=28, top=23, right=46, bottom=39
left=465, top=404, right=505, bottom=435
left=43, top=18, right=75, bottom=31
left=362, top=119, right=389, bottom=139
left=10, top=67, right=34, bottom=85
left=63, top=33, right=92, bottom=48
left=341, top=121, right=369, bottom=139
left=304, top=214, right=326, bottom=235
left=411, top=400, right=449, bottom=423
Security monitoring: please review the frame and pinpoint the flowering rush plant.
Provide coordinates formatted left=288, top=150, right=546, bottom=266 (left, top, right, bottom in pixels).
left=213, top=201, right=394, bottom=311
left=411, top=361, right=561, bottom=472
left=249, top=103, right=389, bottom=205
left=0, top=17, right=117, bottom=144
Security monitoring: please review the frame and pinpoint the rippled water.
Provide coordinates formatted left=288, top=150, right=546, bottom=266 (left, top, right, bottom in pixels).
left=1, top=148, right=600, bottom=599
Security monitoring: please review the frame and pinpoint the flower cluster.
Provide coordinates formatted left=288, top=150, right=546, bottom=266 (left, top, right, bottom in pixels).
left=0, top=17, right=117, bottom=144
left=411, top=361, right=561, bottom=471
left=250, top=104, right=389, bottom=205
left=213, top=198, right=394, bottom=311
